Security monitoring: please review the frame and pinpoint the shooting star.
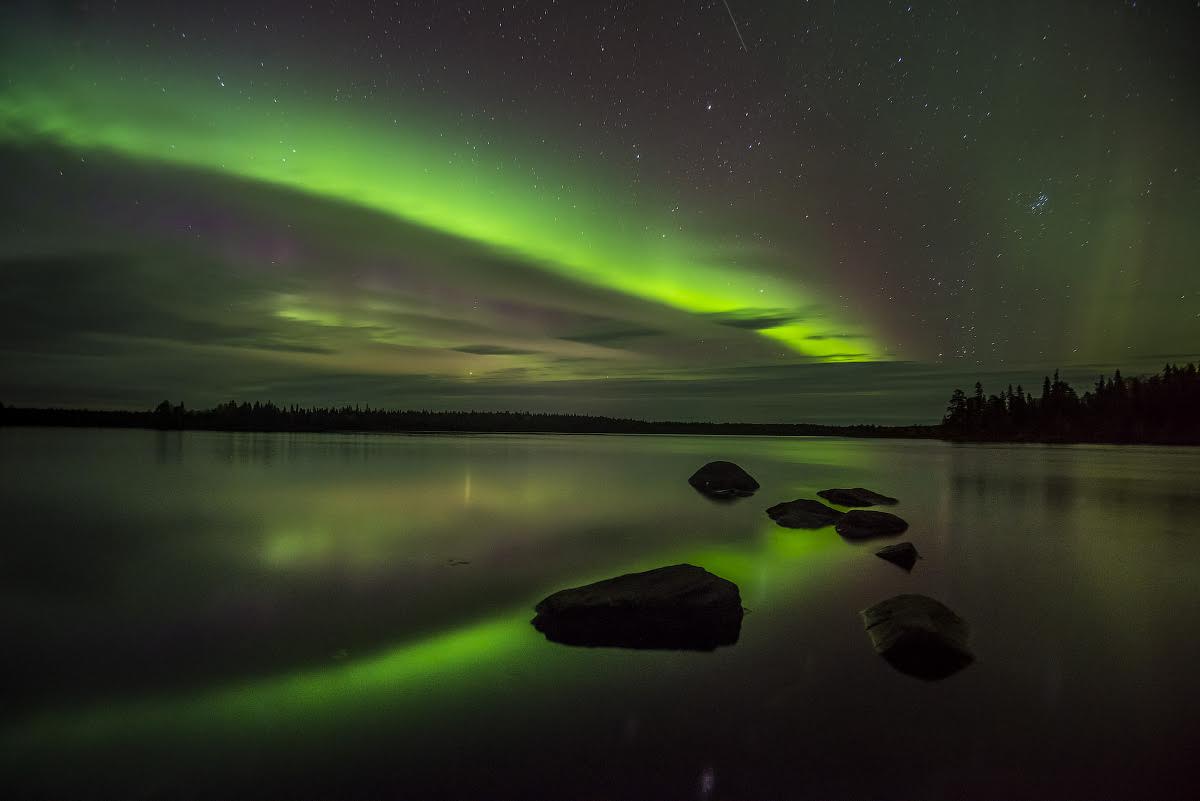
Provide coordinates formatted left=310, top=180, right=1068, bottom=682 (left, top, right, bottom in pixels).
left=721, top=0, right=749, bottom=52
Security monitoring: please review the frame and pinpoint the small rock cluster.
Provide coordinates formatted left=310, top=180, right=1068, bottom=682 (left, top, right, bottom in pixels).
left=530, top=459, right=973, bottom=680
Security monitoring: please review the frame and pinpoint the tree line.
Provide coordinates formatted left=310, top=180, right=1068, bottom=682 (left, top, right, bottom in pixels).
left=942, top=363, right=1200, bottom=444
left=3, top=361, right=1196, bottom=444
left=0, top=399, right=933, bottom=439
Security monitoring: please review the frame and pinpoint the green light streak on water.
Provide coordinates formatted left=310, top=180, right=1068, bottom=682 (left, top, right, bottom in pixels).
left=1, top=527, right=840, bottom=757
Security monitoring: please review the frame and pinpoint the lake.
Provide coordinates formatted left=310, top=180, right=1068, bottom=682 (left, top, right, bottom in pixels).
left=3, top=427, right=1199, bottom=800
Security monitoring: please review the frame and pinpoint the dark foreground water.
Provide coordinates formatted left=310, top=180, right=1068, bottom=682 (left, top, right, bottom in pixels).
left=2, top=427, right=1199, bottom=800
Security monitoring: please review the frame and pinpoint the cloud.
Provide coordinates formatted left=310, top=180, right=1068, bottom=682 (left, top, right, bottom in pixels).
left=706, top=310, right=798, bottom=330
left=0, top=253, right=287, bottom=352
left=704, top=307, right=824, bottom=331
left=227, top=340, right=335, bottom=355
left=1135, top=353, right=1200, bottom=363
left=450, top=344, right=538, bottom=355
left=804, top=333, right=867, bottom=341
left=558, top=327, right=663, bottom=345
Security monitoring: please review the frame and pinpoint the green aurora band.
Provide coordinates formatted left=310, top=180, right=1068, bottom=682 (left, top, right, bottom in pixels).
left=0, top=45, right=881, bottom=361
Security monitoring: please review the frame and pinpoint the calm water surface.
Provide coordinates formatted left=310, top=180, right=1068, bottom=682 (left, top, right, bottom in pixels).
left=3, top=427, right=1199, bottom=800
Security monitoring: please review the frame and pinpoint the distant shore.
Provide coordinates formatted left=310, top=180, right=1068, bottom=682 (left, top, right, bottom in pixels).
left=1, top=402, right=1196, bottom=445
left=0, top=403, right=940, bottom=440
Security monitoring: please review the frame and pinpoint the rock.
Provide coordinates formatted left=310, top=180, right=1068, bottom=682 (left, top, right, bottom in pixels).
left=688, top=461, right=760, bottom=499
left=875, top=542, right=920, bottom=571
left=818, top=487, right=898, bottom=507
left=860, top=594, right=973, bottom=680
left=766, top=498, right=844, bottom=528
left=531, top=564, right=744, bottom=650
left=835, top=510, right=909, bottom=539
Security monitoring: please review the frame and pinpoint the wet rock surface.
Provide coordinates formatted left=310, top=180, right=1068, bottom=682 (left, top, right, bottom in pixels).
left=766, top=498, right=845, bottom=528
left=688, top=461, right=760, bottom=499
left=861, top=594, right=973, bottom=680
left=875, top=541, right=920, bottom=571
left=835, top=510, right=909, bottom=539
left=531, top=564, right=744, bottom=650
left=818, top=487, right=898, bottom=507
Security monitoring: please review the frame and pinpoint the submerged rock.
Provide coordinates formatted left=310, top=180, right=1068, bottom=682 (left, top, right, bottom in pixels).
left=818, top=487, right=898, bottom=507
left=688, top=461, right=760, bottom=499
left=766, top=498, right=844, bottom=528
left=875, top=542, right=921, bottom=571
left=531, top=564, right=743, bottom=651
left=835, top=510, right=909, bottom=539
left=860, top=594, right=973, bottom=680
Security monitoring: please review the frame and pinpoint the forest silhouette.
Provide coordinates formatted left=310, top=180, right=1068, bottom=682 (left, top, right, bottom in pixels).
left=0, top=399, right=926, bottom=438
left=942, top=363, right=1199, bottom=445
left=1, top=363, right=1196, bottom=444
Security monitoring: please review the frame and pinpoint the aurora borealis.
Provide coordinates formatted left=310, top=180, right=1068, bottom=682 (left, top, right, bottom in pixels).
left=1, top=1, right=1197, bottom=422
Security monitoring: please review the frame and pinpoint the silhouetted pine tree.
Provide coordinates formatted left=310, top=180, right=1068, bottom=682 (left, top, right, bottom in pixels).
left=942, top=363, right=1199, bottom=444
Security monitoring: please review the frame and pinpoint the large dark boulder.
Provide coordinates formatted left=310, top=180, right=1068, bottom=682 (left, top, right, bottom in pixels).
left=818, top=487, right=898, bottom=507
left=875, top=542, right=921, bottom=571
left=860, top=594, right=973, bottom=680
left=531, top=564, right=744, bottom=650
left=835, top=510, right=909, bottom=539
left=766, top=498, right=844, bottom=528
left=688, top=461, right=759, bottom=499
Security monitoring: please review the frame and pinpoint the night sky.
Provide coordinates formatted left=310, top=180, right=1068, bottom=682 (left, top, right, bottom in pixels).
left=1, top=1, right=1196, bottom=423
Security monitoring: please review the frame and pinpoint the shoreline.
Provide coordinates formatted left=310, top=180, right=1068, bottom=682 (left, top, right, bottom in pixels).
left=2, top=415, right=1196, bottom=447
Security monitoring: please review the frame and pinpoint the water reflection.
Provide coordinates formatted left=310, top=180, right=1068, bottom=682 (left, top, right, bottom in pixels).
left=533, top=609, right=743, bottom=651
left=153, top=430, right=184, bottom=464
left=2, top=429, right=1199, bottom=800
